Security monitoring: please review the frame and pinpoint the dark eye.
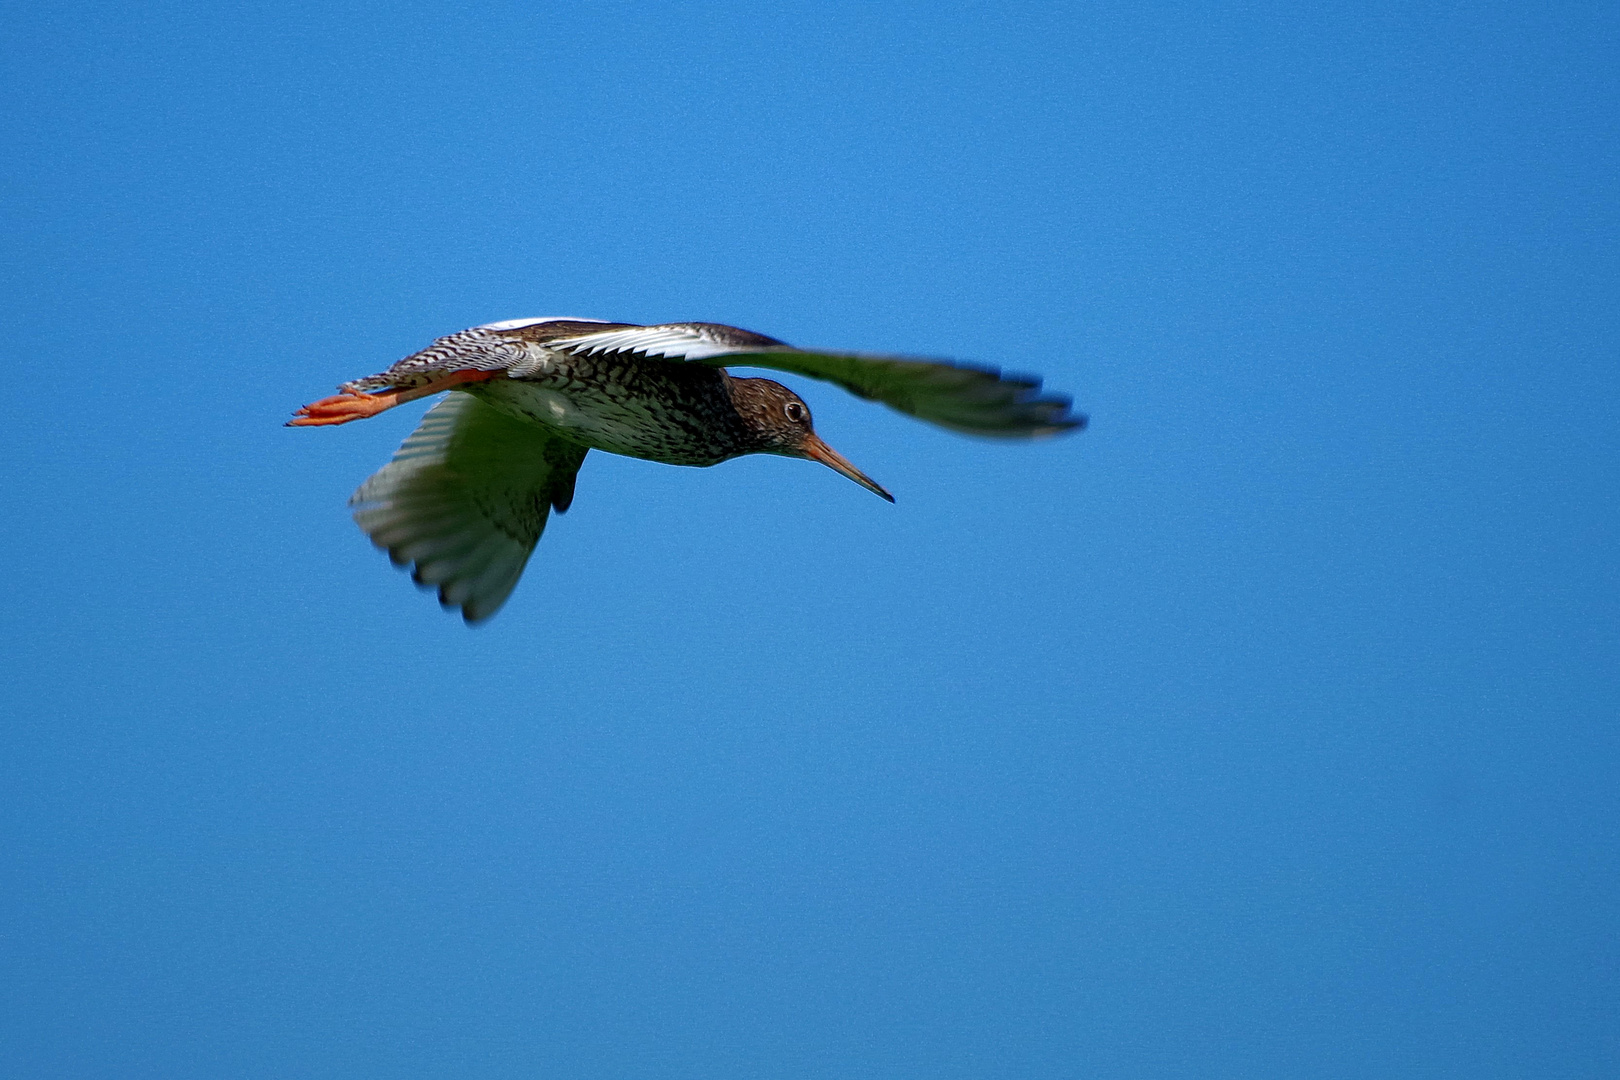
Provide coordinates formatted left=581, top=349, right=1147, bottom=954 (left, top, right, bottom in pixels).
left=784, top=401, right=806, bottom=423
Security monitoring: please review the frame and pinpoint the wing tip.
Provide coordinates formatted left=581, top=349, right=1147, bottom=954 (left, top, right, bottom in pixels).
left=447, top=590, right=501, bottom=624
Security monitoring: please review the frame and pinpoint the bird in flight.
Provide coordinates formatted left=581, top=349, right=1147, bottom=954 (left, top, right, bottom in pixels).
left=290, top=317, right=1085, bottom=621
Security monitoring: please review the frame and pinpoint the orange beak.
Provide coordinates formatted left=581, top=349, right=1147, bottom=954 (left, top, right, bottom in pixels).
left=800, top=433, right=895, bottom=503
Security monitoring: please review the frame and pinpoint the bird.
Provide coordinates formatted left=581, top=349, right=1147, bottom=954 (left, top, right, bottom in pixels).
left=290, top=316, right=1086, bottom=622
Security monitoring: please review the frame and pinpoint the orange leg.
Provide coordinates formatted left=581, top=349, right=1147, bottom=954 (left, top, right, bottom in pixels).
left=287, top=369, right=501, bottom=427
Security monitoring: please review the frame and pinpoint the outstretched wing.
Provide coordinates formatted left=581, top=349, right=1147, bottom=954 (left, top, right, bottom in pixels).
left=717, top=348, right=1082, bottom=437
left=349, top=393, right=588, bottom=622
left=543, top=322, right=1085, bottom=438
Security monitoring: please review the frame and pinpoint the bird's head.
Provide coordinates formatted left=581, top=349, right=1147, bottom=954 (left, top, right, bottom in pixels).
left=729, top=377, right=894, bottom=502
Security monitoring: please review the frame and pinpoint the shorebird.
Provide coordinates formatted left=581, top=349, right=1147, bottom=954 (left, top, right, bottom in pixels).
left=291, top=317, right=1085, bottom=621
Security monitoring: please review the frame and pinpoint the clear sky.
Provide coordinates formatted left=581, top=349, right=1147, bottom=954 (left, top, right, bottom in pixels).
left=2, top=1, right=1616, bottom=1076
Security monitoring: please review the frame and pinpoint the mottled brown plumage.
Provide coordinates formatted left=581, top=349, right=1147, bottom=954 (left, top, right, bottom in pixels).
left=291, top=316, right=1084, bottom=620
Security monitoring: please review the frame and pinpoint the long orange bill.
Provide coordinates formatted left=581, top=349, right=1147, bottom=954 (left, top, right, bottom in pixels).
left=800, top=433, right=895, bottom=503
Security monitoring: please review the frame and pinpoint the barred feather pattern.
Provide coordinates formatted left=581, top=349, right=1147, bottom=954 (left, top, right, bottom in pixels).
left=339, top=327, right=532, bottom=393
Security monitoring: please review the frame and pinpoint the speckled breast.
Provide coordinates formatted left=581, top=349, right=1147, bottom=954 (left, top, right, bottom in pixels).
left=466, top=352, right=743, bottom=466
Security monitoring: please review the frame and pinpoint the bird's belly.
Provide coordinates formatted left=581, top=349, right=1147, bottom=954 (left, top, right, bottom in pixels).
left=467, top=378, right=731, bottom=466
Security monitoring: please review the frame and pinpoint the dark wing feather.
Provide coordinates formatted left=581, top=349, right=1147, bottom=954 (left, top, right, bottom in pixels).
left=702, top=348, right=1084, bottom=438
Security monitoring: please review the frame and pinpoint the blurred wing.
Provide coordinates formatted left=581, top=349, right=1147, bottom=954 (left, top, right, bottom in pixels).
left=545, top=322, right=1085, bottom=438
left=349, top=393, right=588, bottom=622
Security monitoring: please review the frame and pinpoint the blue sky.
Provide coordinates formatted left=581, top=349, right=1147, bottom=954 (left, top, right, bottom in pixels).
left=2, top=1, right=1617, bottom=1076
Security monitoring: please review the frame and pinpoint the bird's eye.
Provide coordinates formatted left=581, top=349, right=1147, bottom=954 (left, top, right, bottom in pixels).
left=784, top=401, right=806, bottom=423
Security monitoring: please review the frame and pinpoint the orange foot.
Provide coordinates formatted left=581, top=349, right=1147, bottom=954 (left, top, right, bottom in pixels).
left=287, top=391, right=399, bottom=426
left=287, top=369, right=502, bottom=427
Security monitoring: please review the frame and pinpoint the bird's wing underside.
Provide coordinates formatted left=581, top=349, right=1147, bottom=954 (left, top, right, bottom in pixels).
left=545, top=322, right=1086, bottom=438
left=349, top=393, right=588, bottom=622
